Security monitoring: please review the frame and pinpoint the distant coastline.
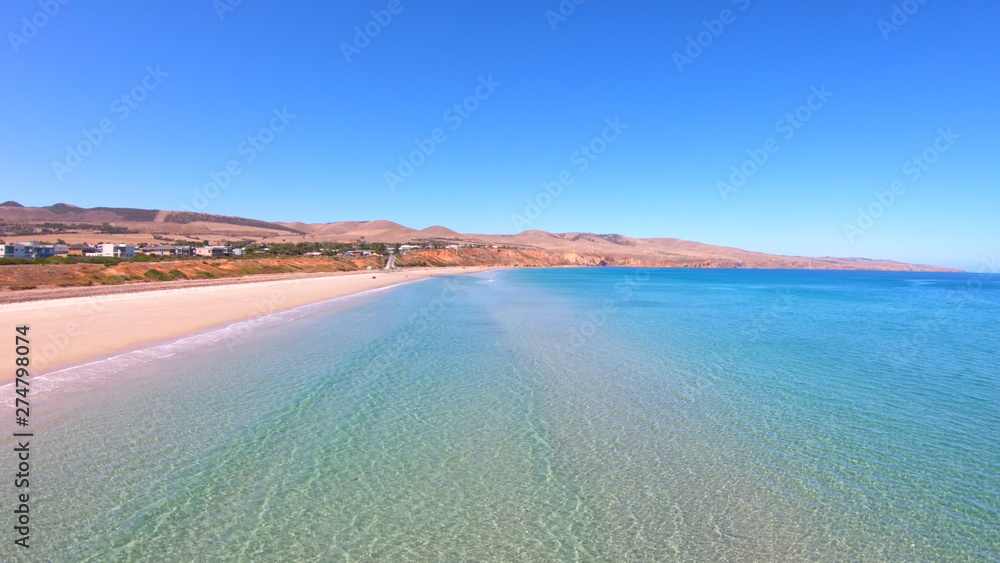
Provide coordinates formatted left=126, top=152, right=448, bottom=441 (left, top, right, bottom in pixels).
left=0, top=256, right=962, bottom=303
left=0, top=202, right=961, bottom=276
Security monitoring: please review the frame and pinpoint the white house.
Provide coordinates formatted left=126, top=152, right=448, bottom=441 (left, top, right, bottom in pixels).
left=99, top=243, right=135, bottom=258
left=1, top=244, right=28, bottom=258
left=143, top=245, right=194, bottom=257
left=1, top=242, right=68, bottom=259
left=194, top=246, right=231, bottom=257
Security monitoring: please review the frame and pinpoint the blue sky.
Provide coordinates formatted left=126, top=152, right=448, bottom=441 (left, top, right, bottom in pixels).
left=1, top=0, right=997, bottom=270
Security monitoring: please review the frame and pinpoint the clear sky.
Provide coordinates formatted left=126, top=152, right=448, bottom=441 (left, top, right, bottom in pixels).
left=2, top=0, right=997, bottom=270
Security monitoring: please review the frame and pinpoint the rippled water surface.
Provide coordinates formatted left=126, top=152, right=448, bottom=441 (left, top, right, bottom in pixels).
left=4, top=269, right=999, bottom=561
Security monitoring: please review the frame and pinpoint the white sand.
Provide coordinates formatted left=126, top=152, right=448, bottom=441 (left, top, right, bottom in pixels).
left=2, top=267, right=489, bottom=376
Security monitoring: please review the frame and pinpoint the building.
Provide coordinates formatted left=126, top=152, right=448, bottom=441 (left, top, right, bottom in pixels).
left=23, top=242, right=57, bottom=259
left=98, top=243, right=135, bottom=258
left=194, top=246, right=231, bottom=257
left=1, top=244, right=27, bottom=258
left=143, top=245, right=194, bottom=257
left=1, top=242, right=68, bottom=259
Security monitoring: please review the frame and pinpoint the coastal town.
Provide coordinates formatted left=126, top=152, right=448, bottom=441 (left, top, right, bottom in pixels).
left=0, top=236, right=513, bottom=295
left=0, top=240, right=476, bottom=261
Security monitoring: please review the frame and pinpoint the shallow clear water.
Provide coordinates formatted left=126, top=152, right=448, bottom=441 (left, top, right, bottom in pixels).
left=4, top=269, right=999, bottom=561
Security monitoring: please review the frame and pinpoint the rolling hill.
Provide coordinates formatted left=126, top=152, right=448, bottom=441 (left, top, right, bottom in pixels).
left=0, top=202, right=959, bottom=272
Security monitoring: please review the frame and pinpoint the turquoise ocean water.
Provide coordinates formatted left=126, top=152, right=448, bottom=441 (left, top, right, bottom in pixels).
left=3, top=268, right=999, bottom=561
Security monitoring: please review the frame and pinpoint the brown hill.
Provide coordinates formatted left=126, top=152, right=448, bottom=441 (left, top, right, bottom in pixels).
left=415, top=225, right=461, bottom=239
left=290, top=220, right=417, bottom=239
left=0, top=203, right=959, bottom=272
left=0, top=204, right=302, bottom=239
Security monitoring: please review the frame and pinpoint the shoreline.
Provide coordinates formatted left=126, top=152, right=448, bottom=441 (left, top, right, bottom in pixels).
left=2, top=266, right=493, bottom=377
left=0, top=268, right=417, bottom=305
left=0, top=279, right=429, bottom=410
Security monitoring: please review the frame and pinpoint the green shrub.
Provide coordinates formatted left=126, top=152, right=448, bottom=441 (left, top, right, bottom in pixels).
left=168, top=269, right=187, bottom=279
left=143, top=269, right=173, bottom=281
left=82, top=257, right=121, bottom=266
left=37, top=256, right=65, bottom=264
left=58, top=279, right=93, bottom=287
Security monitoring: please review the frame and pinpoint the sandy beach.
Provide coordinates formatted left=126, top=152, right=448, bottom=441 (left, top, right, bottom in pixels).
left=2, top=267, right=491, bottom=377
